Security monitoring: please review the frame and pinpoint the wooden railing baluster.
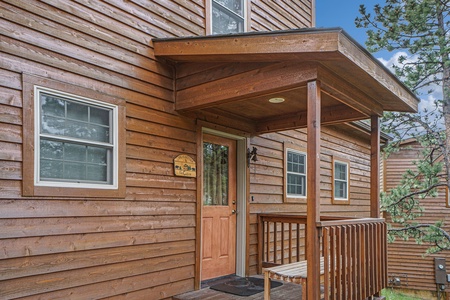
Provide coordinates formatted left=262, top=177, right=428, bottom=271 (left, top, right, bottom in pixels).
left=281, top=222, right=285, bottom=265
left=257, top=214, right=387, bottom=300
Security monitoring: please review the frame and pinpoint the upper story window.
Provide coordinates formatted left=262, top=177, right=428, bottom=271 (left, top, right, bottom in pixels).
left=211, top=0, right=245, bottom=34
left=333, top=157, right=350, bottom=203
left=286, top=148, right=307, bottom=198
left=35, top=87, right=118, bottom=189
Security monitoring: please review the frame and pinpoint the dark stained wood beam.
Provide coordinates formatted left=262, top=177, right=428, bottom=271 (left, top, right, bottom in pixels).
left=306, top=80, right=321, bottom=300
left=255, top=104, right=367, bottom=134
left=176, top=62, right=317, bottom=111
left=318, top=66, right=384, bottom=117
left=370, top=115, right=381, bottom=218
left=153, top=30, right=343, bottom=62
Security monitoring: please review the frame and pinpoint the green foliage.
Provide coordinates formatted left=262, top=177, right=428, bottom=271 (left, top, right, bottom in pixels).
left=357, top=0, right=450, bottom=253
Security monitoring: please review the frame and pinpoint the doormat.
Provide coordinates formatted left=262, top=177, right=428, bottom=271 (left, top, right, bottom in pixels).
left=210, top=277, right=282, bottom=296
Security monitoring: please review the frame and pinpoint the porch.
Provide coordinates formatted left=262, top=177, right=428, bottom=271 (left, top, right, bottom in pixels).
left=175, top=214, right=386, bottom=300
left=174, top=276, right=304, bottom=300
left=153, top=28, right=418, bottom=300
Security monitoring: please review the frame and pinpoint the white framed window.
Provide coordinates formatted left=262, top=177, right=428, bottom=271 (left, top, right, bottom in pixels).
left=34, top=86, right=118, bottom=190
left=333, top=157, right=349, bottom=203
left=211, top=0, right=246, bottom=35
left=286, top=148, right=307, bottom=198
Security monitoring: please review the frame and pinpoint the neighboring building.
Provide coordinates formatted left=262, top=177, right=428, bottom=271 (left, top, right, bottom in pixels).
left=384, top=139, right=450, bottom=299
left=0, top=1, right=418, bottom=299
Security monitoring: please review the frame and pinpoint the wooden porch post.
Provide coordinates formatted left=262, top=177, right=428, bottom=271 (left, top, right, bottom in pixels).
left=370, top=115, right=380, bottom=218
left=306, top=80, right=321, bottom=300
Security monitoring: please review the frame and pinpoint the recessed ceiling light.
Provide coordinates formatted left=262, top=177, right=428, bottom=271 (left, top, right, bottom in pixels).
left=269, top=97, right=285, bottom=103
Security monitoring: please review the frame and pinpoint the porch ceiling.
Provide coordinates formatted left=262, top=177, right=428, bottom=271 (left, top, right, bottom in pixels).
left=153, top=28, right=419, bottom=134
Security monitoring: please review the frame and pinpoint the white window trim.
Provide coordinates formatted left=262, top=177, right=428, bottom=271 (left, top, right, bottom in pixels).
left=333, top=159, right=349, bottom=201
left=286, top=148, right=307, bottom=198
left=209, top=0, right=247, bottom=35
left=34, top=86, right=119, bottom=190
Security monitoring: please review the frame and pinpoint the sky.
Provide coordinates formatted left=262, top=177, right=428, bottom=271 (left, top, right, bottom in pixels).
left=315, top=0, right=388, bottom=60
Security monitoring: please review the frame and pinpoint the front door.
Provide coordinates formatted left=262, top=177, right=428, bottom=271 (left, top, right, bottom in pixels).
left=201, top=134, right=237, bottom=280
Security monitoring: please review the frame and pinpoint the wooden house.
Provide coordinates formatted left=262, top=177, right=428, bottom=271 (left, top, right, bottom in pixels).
left=384, top=139, right=450, bottom=299
left=0, top=1, right=419, bottom=299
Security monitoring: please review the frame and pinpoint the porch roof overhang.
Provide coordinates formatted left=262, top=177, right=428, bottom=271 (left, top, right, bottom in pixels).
left=153, top=28, right=419, bottom=134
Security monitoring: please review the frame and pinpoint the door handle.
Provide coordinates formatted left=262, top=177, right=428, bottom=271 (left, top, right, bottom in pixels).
left=231, top=209, right=236, bottom=214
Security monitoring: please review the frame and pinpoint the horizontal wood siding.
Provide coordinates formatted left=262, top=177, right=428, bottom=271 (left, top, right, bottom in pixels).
left=0, top=0, right=203, bottom=298
left=251, top=0, right=313, bottom=31
left=248, top=126, right=372, bottom=274
left=385, top=142, right=450, bottom=293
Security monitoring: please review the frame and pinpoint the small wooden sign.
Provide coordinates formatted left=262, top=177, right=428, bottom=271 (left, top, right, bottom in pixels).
left=174, top=154, right=196, bottom=178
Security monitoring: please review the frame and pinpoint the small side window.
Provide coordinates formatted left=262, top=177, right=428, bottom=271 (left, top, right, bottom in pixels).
left=286, top=148, right=307, bottom=199
left=332, top=157, right=350, bottom=204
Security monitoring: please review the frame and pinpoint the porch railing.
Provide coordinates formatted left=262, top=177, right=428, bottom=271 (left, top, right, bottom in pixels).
left=258, top=214, right=387, bottom=299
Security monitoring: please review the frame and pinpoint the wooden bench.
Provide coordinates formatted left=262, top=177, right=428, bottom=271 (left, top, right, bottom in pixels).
left=263, top=257, right=325, bottom=300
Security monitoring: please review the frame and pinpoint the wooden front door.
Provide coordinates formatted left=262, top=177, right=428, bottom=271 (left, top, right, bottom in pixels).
left=201, top=134, right=237, bottom=280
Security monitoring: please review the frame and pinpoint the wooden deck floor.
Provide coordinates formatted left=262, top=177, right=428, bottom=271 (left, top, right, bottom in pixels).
left=174, top=276, right=303, bottom=300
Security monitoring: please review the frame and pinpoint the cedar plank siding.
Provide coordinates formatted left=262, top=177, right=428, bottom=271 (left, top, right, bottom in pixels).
left=384, top=141, right=450, bottom=295
left=248, top=126, right=373, bottom=274
left=0, top=0, right=315, bottom=298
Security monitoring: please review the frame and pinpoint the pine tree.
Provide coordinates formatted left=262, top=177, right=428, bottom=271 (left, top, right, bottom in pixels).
left=356, top=0, right=450, bottom=253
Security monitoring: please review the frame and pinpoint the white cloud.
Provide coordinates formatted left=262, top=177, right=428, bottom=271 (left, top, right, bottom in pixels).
left=377, top=51, right=443, bottom=108
left=378, top=51, right=420, bottom=73
left=377, top=51, right=444, bottom=129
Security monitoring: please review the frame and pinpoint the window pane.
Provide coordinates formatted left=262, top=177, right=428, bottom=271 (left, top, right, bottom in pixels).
left=38, top=89, right=115, bottom=186
left=67, top=101, right=88, bottom=121
left=41, top=94, right=65, bottom=117
left=287, top=173, right=305, bottom=196
left=64, top=121, right=109, bottom=143
left=41, top=115, right=65, bottom=135
left=212, top=2, right=244, bottom=34
left=64, top=162, right=85, bottom=180
left=335, top=181, right=347, bottom=199
left=89, top=124, right=110, bottom=143
left=287, top=151, right=305, bottom=174
left=64, top=143, right=86, bottom=162
left=213, top=0, right=244, bottom=16
left=40, top=159, right=63, bottom=179
left=203, top=142, right=229, bottom=206
left=40, top=140, right=63, bottom=160
left=286, top=150, right=306, bottom=196
left=40, top=94, right=111, bottom=143
left=87, top=165, right=108, bottom=182
left=335, top=162, right=347, bottom=180
left=90, top=107, right=110, bottom=125
left=87, top=147, right=107, bottom=164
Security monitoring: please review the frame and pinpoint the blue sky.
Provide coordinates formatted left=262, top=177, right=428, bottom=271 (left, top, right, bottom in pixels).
left=315, top=0, right=386, bottom=58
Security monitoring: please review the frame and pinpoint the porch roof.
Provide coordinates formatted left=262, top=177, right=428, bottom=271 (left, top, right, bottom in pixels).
left=153, top=28, right=419, bottom=134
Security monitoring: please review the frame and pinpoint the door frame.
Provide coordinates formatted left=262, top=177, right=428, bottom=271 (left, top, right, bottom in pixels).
left=196, top=127, right=248, bottom=288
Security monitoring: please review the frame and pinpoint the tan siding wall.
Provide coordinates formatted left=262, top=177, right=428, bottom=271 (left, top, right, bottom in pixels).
left=0, top=0, right=317, bottom=298
left=251, top=0, right=313, bottom=31
left=0, top=0, right=201, bottom=298
left=247, top=126, right=372, bottom=274
left=385, top=141, right=450, bottom=293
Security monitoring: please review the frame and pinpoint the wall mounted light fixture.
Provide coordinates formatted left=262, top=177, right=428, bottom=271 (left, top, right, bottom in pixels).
left=247, top=147, right=258, bottom=167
